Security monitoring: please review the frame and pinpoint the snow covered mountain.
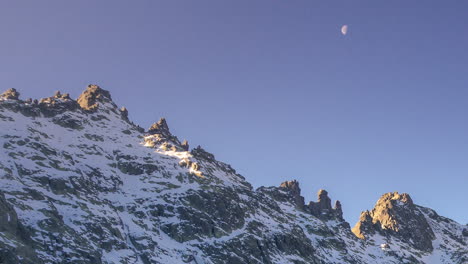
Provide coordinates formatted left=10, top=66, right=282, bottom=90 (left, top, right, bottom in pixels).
left=0, top=85, right=466, bottom=264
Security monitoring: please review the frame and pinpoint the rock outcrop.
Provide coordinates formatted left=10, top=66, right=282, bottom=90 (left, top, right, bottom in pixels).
left=77, top=84, right=113, bottom=111
left=279, top=180, right=305, bottom=210
left=37, top=91, right=79, bottom=115
left=191, top=145, right=215, bottom=160
left=352, top=192, right=435, bottom=252
left=306, top=189, right=343, bottom=220
left=144, top=118, right=188, bottom=152
left=181, top=140, right=189, bottom=151
left=276, top=182, right=344, bottom=221
left=148, top=118, right=170, bottom=135
left=1, top=88, right=20, bottom=100
left=334, top=200, right=343, bottom=220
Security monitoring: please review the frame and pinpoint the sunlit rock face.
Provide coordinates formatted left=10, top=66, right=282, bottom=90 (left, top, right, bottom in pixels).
left=148, top=117, right=170, bottom=135
left=144, top=118, right=187, bottom=152
left=77, top=84, right=113, bottom=111
left=0, top=86, right=466, bottom=264
left=353, top=192, right=435, bottom=251
left=1, top=88, right=20, bottom=100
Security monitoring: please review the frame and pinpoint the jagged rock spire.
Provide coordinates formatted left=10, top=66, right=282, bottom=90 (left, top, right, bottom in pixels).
left=1, top=88, right=20, bottom=100
left=305, top=189, right=345, bottom=221
left=352, top=192, right=435, bottom=252
left=279, top=180, right=305, bottom=210
left=144, top=118, right=191, bottom=152
left=308, top=189, right=332, bottom=216
left=148, top=118, right=170, bottom=135
left=77, top=84, right=112, bottom=111
left=181, top=140, right=189, bottom=151
left=120, top=107, right=129, bottom=121
left=317, top=189, right=332, bottom=211
left=334, top=200, right=343, bottom=220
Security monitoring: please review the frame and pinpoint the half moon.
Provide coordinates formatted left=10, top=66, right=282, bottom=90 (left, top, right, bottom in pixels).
left=341, top=25, right=348, bottom=35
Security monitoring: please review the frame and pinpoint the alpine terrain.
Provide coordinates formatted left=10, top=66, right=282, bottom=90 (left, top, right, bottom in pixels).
left=0, top=85, right=466, bottom=264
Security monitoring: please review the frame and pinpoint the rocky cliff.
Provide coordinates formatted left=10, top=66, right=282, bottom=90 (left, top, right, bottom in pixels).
left=0, top=85, right=466, bottom=264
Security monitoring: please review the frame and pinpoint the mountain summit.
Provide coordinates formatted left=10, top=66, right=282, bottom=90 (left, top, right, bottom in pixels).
left=77, top=84, right=113, bottom=111
left=0, top=86, right=466, bottom=264
left=353, top=192, right=435, bottom=251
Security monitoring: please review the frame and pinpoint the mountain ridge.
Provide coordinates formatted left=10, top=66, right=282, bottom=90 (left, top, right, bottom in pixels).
left=0, top=85, right=466, bottom=263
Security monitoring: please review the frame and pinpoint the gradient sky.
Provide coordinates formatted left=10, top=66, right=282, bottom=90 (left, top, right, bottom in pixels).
left=1, top=1, right=467, bottom=225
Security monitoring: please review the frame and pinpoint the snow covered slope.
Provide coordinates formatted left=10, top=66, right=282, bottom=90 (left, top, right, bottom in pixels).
left=0, top=85, right=466, bottom=264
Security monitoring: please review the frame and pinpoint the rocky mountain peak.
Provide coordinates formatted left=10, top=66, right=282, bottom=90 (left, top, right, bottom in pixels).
left=352, top=192, right=435, bottom=252
left=144, top=118, right=186, bottom=151
left=279, top=180, right=305, bottom=210
left=279, top=180, right=301, bottom=193
left=1, top=88, right=20, bottom=100
left=148, top=118, right=170, bottom=135
left=77, top=84, right=113, bottom=111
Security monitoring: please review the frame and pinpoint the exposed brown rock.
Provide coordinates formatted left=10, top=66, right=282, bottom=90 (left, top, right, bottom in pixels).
left=352, top=192, right=435, bottom=252
left=148, top=118, right=170, bottom=135
left=77, top=84, right=112, bottom=111
left=307, top=189, right=332, bottom=216
left=305, top=189, right=345, bottom=221
left=279, top=180, right=301, bottom=193
left=1, top=88, right=20, bottom=100
left=35, top=91, right=80, bottom=117
left=279, top=180, right=305, bottom=210
left=144, top=118, right=190, bottom=152
left=352, top=211, right=375, bottom=239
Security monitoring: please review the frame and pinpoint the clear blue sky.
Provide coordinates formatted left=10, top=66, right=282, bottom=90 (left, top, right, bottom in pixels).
left=1, top=1, right=467, bottom=225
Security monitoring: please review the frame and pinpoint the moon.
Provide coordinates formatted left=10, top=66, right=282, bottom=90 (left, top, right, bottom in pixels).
left=341, top=25, right=348, bottom=35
